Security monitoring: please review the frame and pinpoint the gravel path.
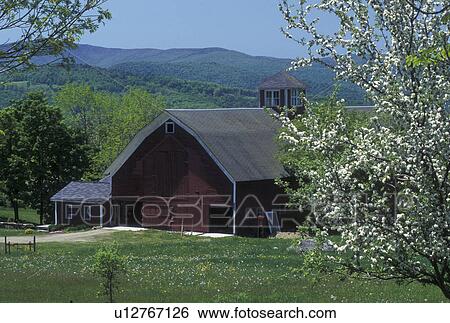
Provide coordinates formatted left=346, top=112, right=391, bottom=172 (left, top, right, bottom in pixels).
left=4, top=229, right=114, bottom=243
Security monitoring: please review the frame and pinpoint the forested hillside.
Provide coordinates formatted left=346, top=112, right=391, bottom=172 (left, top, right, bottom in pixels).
left=27, top=44, right=369, bottom=105
left=0, top=44, right=369, bottom=109
left=0, top=65, right=257, bottom=109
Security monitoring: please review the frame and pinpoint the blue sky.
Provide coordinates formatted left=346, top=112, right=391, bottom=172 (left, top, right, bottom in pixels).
left=77, top=0, right=304, bottom=58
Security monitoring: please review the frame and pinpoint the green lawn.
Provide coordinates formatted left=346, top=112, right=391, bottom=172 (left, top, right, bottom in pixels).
left=0, top=207, right=40, bottom=224
left=0, top=230, right=447, bottom=303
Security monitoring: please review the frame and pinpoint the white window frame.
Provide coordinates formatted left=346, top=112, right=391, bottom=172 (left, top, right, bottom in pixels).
left=291, top=88, right=301, bottom=106
left=83, top=205, right=93, bottom=220
left=165, top=121, right=175, bottom=134
left=265, top=90, right=280, bottom=107
left=66, top=205, right=79, bottom=220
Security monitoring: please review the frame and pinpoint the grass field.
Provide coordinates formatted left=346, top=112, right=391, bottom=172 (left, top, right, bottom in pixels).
left=0, top=230, right=447, bottom=303
left=0, top=207, right=40, bottom=224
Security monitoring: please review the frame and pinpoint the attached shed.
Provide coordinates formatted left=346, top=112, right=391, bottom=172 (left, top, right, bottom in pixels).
left=51, top=181, right=111, bottom=226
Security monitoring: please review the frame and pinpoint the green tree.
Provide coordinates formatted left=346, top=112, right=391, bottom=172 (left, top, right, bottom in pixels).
left=92, top=244, right=128, bottom=303
left=0, top=0, right=111, bottom=74
left=96, top=88, right=165, bottom=174
left=0, top=108, right=27, bottom=221
left=54, top=83, right=114, bottom=147
left=54, top=85, right=166, bottom=179
left=11, top=93, right=89, bottom=224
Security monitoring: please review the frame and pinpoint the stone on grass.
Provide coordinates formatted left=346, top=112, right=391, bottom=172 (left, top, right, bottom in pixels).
left=287, top=239, right=335, bottom=253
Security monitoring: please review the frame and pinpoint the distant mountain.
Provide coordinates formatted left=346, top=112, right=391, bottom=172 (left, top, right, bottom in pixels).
left=33, top=45, right=285, bottom=68
left=30, top=44, right=368, bottom=104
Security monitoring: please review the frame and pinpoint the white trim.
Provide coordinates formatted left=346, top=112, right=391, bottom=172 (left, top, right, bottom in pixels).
left=264, top=90, right=280, bottom=107
left=104, top=113, right=169, bottom=176
left=105, top=112, right=238, bottom=182
left=165, top=121, right=175, bottom=134
left=83, top=205, right=92, bottom=220
left=54, top=201, right=58, bottom=225
left=100, top=205, right=104, bottom=227
left=291, top=88, right=301, bottom=106
left=66, top=204, right=79, bottom=220
left=232, top=182, right=237, bottom=235
left=167, top=113, right=236, bottom=184
left=165, top=108, right=262, bottom=112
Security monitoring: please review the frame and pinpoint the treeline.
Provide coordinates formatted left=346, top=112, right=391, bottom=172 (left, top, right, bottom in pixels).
left=0, top=65, right=258, bottom=109
left=0, top=85, right=166, bottom=223
left=110, top=61, right=370, bottom=105
left=110, top=61, right=265, bottom=90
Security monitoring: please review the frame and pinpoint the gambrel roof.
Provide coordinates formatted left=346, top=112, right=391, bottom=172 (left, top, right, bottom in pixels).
left=105, top=108, right=288, bottom=182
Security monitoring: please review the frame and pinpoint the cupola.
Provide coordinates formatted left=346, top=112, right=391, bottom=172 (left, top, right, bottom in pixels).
left=258, top=71, right=306, bottom=114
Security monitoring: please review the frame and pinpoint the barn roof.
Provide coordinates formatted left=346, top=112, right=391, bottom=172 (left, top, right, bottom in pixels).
left=259, top=71, right=306, bottom=90
left=50, top=181, right=111, bottom=203
left=105, top=108, right=288, bottom=182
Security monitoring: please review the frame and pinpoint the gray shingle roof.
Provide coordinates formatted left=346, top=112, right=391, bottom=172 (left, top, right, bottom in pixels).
left=105, top=108, right=288, bottom=182
left=50, top=181, right=111, bottom=203
left=259, top=71, right=306, bottom=90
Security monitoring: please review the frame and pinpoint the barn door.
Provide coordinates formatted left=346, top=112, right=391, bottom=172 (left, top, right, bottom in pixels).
left=155, top=150, right=188, bottom=197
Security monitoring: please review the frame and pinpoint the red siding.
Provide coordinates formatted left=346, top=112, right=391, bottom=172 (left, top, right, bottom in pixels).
left=235, top=179, right=306, bottom=236
left=111, top=123, right=232, bottom=232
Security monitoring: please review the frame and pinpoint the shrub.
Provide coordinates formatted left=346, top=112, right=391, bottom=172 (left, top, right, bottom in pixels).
left=65, top=224, right=90, bottom=232
left=48, top=224, right=65, bottom=232
left=24, top=228, right=34, bottom=235
left=91, top=243, right=128, bottom=303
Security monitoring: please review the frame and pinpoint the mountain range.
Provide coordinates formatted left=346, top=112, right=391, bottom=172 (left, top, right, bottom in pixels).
left=1, top=44, right=368, bottom=108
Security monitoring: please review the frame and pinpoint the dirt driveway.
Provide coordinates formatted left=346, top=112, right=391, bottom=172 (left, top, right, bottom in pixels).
left=5, top=229, right=114, bottom=243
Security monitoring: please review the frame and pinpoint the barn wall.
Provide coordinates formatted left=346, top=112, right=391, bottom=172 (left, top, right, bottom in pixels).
left=54, top=201, right=111, bottom=227
left=235, top=180, right=278, bottom=236
left=235, top=179, right=306, bottom=236
left=111, top=122, right=233, bottom=232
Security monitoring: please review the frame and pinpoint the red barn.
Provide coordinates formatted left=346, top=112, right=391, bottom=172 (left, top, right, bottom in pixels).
left=51, top=73, right=306, bottom=236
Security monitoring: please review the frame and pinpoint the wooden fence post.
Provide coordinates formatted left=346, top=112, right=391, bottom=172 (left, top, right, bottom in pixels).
left=33, top=236, right=36, bottom=252
left=4, top=236, right=6, bottom=255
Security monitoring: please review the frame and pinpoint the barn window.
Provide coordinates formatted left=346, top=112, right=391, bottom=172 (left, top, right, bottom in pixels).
left=66, top=205, right=80, bottom=220
left=265, top=90, right=280, bottom=107
left=291, top=89, right=301, bottom=106
left=165, top=122, right=175, bottom=134
left=83, top=205, right=93, bottom=220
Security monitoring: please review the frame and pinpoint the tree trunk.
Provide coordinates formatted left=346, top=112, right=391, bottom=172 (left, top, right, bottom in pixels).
left=12, top=200, right=19, bottom=223
left=109, top=279, right=113, bottom=303
left=437, top=283, right=450, bottom=300
left=39, top=197, right=44, bottom=225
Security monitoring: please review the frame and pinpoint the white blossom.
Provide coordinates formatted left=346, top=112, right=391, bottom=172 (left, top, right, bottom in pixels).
left=279, top=0, right=450, bottom=298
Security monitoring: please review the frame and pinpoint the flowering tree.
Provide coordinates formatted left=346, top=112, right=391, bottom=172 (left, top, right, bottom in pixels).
left=278, top=1, right=450, bottom=298
left=0, top=0, right=111, bottom=74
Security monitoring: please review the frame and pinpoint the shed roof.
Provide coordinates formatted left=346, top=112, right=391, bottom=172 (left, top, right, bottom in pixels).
left=259, top=71, right=306, bottom=90
left=105, top=108, right=288, bottom=182
left=50, top=181, right=111, bottom=203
